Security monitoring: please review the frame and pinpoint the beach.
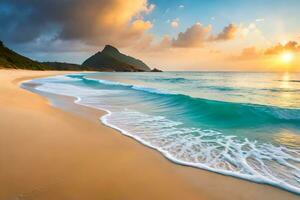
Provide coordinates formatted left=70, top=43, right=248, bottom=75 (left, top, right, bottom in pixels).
left=0, top=69, right=299, bottom=200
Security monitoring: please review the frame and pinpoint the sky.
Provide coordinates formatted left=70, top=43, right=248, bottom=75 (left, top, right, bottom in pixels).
left=0, top=0, right=300, bottom=71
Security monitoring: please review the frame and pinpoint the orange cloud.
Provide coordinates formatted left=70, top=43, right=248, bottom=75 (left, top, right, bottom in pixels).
left=231, top=41, right=300, bottom=61
left=211, top=24, right=238, bottom=41
left=76, top=0, right=155, bottom=46
left=170, top=18, right=180, bottom=28
left=172, top=23, right=212, bottom=47
left=130, top=19, right=153, bottom=33
left=265, top=41, right=300, bottom=55
left=1, top=0, right=155, bottom=48
left=171, top=23, right=238, bottom=48
left=232, top=47, right=261, bottom=60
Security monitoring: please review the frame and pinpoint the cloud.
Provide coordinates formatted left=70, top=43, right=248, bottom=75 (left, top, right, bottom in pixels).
left=255, top=18, right=264, bottom=22
left=171, top=23, right=238, bottom=48
left=145, top=4, right=156, bottom=14
left=211, top=24, right=238, bottom=41
left=172, top=23, right=212, bottom=47
left=170, top=18, right=179, bottom=28
left=179, top=5, right=184, bottom=9
left=0, top=0, right=154, bottom=47
left=130, top=19, right=153, bottom=33
left=230, top=40, right=300, bottom=62
left=239, top=23, right=261, bottom=38
left=232, top=47, right=261, bottom=60
left=265, top=41, right=300, bottom=55
left=130, top=34, right=173, bottom=52
left=171, top=21, right=179, bottom=28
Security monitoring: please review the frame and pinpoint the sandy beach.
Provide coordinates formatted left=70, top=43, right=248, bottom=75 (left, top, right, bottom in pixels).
left=0, top=69, right=298, bottom=200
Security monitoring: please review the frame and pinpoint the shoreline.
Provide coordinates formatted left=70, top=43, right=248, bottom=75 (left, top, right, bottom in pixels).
left=0, top=69, right=299, bottom=200
left=26, top=72, right=300, bottom=195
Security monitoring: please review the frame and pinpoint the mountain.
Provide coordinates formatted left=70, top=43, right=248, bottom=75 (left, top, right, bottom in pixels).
left=0, top=41, right=161, bottom=72
left=82, top=45, right=151, bottom=72
left=0, top=41, right=51, bottom=70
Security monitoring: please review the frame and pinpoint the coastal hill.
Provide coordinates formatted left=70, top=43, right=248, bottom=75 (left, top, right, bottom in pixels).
left=42, top=62, right=91, bottom=71
left=82, top=45, right=151, bottom=72
left=0, top=41, right=51, bottom=70
left=0, top=41, right=161, bottom=72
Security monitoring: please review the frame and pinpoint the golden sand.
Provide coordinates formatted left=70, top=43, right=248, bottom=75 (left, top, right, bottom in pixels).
left=0, top=69, right=298, bottom=200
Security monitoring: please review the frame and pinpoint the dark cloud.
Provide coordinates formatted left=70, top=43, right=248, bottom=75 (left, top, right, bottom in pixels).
left=0, top=0, right=153, bottom=47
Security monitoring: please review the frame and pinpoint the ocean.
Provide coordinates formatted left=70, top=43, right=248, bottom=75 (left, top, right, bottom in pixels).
left=22, top=72, right=300, bottom=194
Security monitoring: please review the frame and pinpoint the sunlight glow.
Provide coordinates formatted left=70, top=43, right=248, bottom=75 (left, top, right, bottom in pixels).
left=281, top=52, right=294, bottom=63
left=282, top=72, right=290, bottom=82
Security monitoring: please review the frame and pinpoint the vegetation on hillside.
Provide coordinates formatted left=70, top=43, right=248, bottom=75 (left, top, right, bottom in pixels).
left=0, top=41, right=52, bottom=70
left=82, top=45, right=151, bottom=72
left=0, top=41, right=161, bottom=72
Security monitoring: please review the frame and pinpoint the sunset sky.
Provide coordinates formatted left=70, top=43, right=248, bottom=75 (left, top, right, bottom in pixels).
left=1, top=0, right=300, bottom=71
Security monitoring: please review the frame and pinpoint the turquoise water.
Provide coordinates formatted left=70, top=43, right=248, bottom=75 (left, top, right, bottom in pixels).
left=24, top=72, right=300, bottom=194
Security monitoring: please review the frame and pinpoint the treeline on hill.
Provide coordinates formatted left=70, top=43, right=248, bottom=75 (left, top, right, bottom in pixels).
left=42, top=62, right=98, bottom=71
left=0, top=41, right=90, bottom=71
left=0, top=41, right=52, bottom=70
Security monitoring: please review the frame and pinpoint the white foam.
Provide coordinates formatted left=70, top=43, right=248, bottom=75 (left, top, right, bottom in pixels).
left=97, top=110, right=300, bottom=194
left=35, top=83, right=123, bottom=97
left=84, top=77, right=175, bottom=95
left=24, top=75, right=300, bottom=195
left=33, top=74, right=83, bottom=83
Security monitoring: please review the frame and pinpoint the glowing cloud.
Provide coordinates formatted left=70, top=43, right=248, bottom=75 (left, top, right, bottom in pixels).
left=211, top=24, right=238, bottom=41
left=172, top=23, right=212, bottom=47
left=265, top=41, right=300, bottom=55
left=170, top=18, right=180, bottom=28
left=0, top=0, right=155, bottom=47
left=171, top=23, right=238, bottom=48
left=233, top=47, right=260, bottom=60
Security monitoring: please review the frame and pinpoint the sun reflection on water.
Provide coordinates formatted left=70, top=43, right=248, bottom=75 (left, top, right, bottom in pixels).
left=274, top=130, right=300, bottom=148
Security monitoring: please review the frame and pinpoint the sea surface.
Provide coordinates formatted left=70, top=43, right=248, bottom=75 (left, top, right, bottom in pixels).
left=23, top=72, right=300, bottom=194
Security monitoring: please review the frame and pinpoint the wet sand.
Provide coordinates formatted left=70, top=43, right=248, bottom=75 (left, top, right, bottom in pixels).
left=0, top=69, right=298, bottom=200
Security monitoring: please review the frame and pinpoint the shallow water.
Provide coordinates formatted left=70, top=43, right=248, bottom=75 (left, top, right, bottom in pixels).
left=23, top=72, right=300, bottom=194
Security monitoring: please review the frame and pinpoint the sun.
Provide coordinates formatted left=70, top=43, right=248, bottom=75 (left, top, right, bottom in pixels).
left=280, top=52, right=294, bottom=63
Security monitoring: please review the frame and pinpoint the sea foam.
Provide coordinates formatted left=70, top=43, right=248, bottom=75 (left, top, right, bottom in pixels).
left=26, top=73, right=300, bottom=195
